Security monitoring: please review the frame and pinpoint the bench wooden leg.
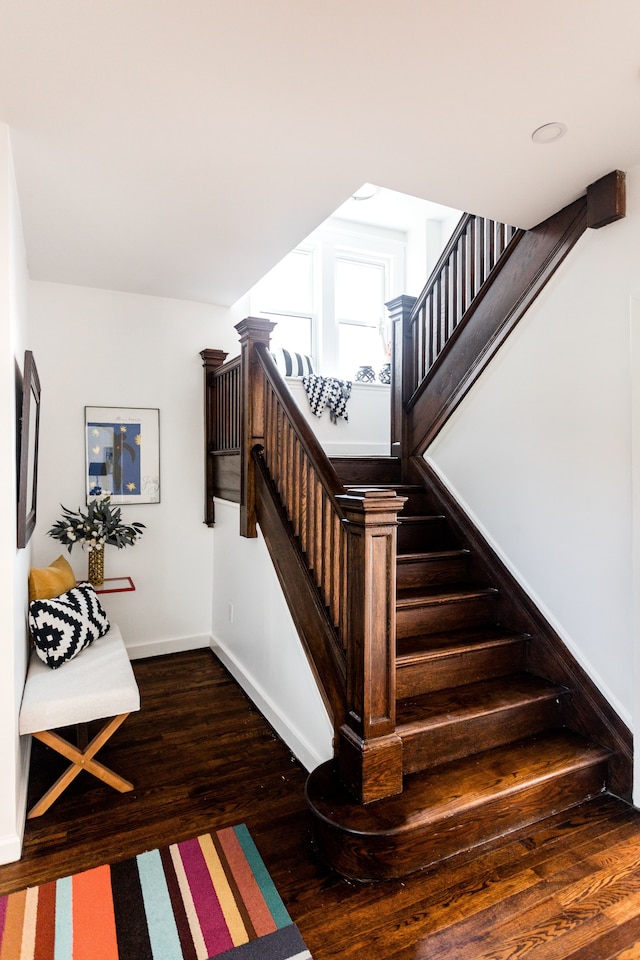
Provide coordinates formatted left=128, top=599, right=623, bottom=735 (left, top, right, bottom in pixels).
left=27, top=713, right=134, bottom=819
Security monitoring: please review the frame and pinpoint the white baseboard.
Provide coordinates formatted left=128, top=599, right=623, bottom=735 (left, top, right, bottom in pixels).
left=127, top=633, right=211, bottom=660
left=210, top=635, right=328, bottom=773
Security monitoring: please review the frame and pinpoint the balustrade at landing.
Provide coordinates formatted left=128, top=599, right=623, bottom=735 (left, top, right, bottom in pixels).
left=402, top=214, right=519, bottom=402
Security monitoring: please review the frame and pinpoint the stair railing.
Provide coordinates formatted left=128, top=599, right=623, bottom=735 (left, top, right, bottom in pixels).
left=400, top=214, right=518, bottom=402
left=200, top=349, right=241, bottom=526
left=233, top=317, right=406, bottom=802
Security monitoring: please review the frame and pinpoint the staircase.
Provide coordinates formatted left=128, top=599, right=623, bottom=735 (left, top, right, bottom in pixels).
left=305, top=458, right=610, bottom=880
left=203, top=172, right=630, bottom=882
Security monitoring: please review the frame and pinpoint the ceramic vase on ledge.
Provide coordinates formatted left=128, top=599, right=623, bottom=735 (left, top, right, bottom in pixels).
left=88, top=547, right=105, bottom=587
left=355, top=365, right=376, bottom=383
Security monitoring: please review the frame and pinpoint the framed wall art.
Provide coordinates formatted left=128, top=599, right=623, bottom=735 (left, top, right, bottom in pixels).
left=17, top=350, right=41, bottom=547
left=85, top=406, right=160, bottom=505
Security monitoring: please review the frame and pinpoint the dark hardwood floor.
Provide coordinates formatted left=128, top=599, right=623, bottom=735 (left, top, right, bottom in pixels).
left=2, top=648, right=640, bottom=959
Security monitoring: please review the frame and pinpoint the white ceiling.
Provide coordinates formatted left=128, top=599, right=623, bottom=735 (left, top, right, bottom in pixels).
left=1, top=1, right=639, bottom=307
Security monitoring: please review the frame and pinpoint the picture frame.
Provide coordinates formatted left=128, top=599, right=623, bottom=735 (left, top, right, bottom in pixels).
left=17, top=350, right=41, bottom=548
left=85, top=406, right=160, bottom=505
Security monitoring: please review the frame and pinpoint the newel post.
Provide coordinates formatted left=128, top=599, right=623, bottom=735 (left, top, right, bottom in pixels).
left=200, top=348, right=228, bottom=527
left=235, top=317, right=276, bottom=538
left=386, top=295, right=416, bottom=463
left=335, top=489, right=407, bottom=803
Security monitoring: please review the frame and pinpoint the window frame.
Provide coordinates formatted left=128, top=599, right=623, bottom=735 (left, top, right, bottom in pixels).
left=250, top=219, right=407, bottom=379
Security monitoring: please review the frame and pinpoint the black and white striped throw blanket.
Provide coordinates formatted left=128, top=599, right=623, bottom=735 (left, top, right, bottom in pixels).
left=302, top=374, right=352, bottom=423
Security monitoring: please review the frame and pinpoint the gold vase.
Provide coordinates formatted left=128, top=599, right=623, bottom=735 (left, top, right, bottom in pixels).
left=88, top=547, right=104, bottom=587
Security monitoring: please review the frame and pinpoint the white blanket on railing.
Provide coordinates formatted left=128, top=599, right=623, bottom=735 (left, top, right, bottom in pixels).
left=302, top=375, right=352, bottom=423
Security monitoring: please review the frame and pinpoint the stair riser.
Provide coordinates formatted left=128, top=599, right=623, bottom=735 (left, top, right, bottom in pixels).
left=309, top=760, right=608, bottom=880
left=402, top=697, right=565, bottom=774
left=397, top=554, right=471, bottom=590
left=397, top=520, right=456, bottom=553
left=396, top=640, right=527, bottom=699
left=396, top=595, right=497, bottom=639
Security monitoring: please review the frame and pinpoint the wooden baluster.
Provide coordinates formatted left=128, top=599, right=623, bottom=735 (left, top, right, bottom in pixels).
left=330, top=511, right=341, bottom=627
left=320, top=494, right=329, bottom=606
left=335, top=489, right=407, bottom=803
left=450, top=245, right=459, bottom=333
left=496, top=220, right=506, bottom=260
left=339, top=521, right=348, bottom=647
left=284, top=417, right=292, bottom=520
left=235, top=318, right=276, bottom=538
left=441, top=266, right=449, bottom=352
left=232, top=366, right=240, bottom=448
left=434, top=276, right=443, bottom=359
left=291, top=434, right=299, bottom=536
left=299, top=449, right=309, bottom=556
left=276, top=403, right=284, bottom=497
left=313, top=476, right=323, bottom=582
left=306, top=457, right=315, bottom=565
left=416, top=304, right=425, bottom=386
left=487, top=217, right=495, bottom=272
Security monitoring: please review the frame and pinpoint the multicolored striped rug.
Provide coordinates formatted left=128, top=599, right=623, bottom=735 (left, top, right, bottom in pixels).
left=0, top=825, right=312, bottom=959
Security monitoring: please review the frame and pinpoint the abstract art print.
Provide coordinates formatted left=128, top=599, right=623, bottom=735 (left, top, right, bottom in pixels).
left=85, top=406, right=160, bottom=505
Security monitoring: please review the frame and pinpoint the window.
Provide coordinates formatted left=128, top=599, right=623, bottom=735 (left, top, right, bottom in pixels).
left=335, top=255, right=389, bottom=380
left=251, top=221, right=405, bottom=380
left=254, top=248, right=314, bottom=357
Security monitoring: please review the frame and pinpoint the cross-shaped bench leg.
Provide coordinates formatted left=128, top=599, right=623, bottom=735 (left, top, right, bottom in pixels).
left=27, top=713, right=133, bottom=819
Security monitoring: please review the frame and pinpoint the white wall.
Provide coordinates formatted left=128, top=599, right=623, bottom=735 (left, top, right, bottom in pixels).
left=286, top=378, right=390, bottom=457
left=0, top=125, right=32, bottom=865
left=210, top=498, right=333, bottom=771
left=29, top=281, right=244, bottom=658
left=428, top=165, right=640, bottom=758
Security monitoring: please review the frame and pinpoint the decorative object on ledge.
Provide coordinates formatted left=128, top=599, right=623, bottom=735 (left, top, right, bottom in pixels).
left=47, top=496, right=145, bottom=587
left=16, top=350, right=41, bottom=549
left=355, top=365, right=376, bottom=383
left=379, top=362, right=391, bottom=384
left=302, top=374, right=351, bottom=423
left=85, top=406, right=160, bottom=504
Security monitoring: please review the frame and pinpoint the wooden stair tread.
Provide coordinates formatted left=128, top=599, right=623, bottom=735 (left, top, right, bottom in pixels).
left=397, top=548, right=470, bottom=563
left=396, top=585, right=498, bottom=607
left=398, top=514, right=446, bottom=524
left=307, top=730, right=609, bottom=835
left=396, top=673, right=566, bottom=730
left=396, top=627, right=523, bottom=661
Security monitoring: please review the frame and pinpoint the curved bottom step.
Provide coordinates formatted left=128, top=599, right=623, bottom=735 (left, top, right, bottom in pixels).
left=305, top=731, right=609, bottom=880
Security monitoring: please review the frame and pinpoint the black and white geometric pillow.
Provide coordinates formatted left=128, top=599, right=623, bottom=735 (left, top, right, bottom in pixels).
left=271, top=348, right=314, bottom=378
left=28, top=582, right=110, bottom=669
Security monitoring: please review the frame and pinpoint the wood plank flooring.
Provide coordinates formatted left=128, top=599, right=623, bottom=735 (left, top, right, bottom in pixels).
left=2, top=648, right=640, bottom=959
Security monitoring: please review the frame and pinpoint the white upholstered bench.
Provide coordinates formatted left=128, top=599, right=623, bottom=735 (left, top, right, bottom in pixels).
left=19, top=623, right=140, bottom=819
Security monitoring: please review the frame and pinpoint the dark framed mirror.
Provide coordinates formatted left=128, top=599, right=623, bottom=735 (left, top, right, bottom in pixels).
left=17, top=350, right=41, bottom=548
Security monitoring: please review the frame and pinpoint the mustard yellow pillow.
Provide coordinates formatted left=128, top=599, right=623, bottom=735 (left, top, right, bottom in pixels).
left=28, top=555, right=77, bottom=603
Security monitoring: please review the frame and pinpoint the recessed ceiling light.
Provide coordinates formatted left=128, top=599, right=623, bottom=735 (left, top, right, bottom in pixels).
left=352, top=183, right=381, bottom=201
left=531, top=122, right=567, bottom=144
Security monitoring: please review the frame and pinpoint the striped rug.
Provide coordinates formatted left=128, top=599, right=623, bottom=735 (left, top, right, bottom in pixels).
left=0, top=825, right=312, bottom=959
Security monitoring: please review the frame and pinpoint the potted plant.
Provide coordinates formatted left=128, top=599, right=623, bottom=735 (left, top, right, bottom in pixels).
left=47, top=496, right=145, bottom=586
